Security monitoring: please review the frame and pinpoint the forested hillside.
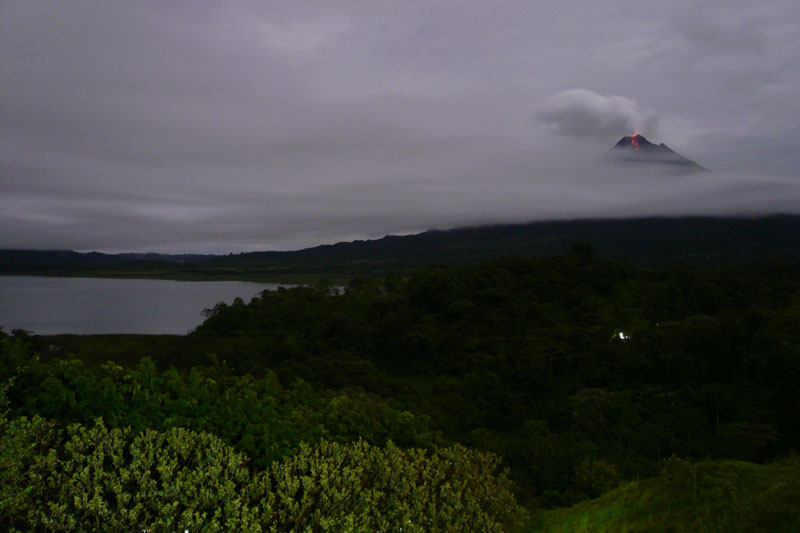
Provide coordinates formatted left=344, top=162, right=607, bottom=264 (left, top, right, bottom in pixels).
left=2, top=247, right=800, bottom=530
left=192, top=247, right=800, bottom=497
left=3, top=216, right=800, bottom=281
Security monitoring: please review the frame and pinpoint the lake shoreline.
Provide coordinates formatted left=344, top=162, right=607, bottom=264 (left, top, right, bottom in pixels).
left=0, top=270, right=337, bottom=284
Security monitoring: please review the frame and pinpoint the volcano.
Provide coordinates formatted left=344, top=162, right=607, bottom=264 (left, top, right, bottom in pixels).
left=606, top=134, right=708, bottom=172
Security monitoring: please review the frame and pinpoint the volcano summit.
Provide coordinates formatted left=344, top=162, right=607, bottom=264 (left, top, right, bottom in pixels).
left=606, top=134, right=708, bottom=172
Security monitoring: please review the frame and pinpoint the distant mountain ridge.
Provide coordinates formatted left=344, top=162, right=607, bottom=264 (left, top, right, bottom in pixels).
left=3, top=216, right=799, bottom=280
left=606, top=134, right=708, bottom=171
left=0, top=250, right=213, bottom=271
left=214, top=215, right=799, bottom=265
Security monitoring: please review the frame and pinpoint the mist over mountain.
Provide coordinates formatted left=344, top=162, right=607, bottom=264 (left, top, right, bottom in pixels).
left=4, top=216, right=800, bottom=281
left=3, top=3, right=799, bottom=254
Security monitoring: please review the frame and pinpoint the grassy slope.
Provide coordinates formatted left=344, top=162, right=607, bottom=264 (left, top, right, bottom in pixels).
left=532, top=458, right=800, bottom=532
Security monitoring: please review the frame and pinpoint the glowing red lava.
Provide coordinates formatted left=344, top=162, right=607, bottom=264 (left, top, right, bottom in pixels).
left=631, top=133, right=640, bottom=150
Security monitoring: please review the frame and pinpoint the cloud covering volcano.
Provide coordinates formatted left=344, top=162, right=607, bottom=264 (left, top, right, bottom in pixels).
left=1, top=1, right=799, bottom=253
left=538, top=89, right=659, bottom=140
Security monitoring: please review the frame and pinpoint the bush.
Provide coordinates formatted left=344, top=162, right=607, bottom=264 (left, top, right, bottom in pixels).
left=17, top=421, right=525, bottom=532
left=0, top=378, right=58, bottom=530
left=660, top=455, right=697, bottom=493
left=30, top=421, right=260, bottom=532
left=256, top=439, right=526, bottom=532
left=572, top=458, right=620, bottom=499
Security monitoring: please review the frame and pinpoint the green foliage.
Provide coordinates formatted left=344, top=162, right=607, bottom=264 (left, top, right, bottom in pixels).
left=660, top=454, right=697, bottom=493
left=6, top=355, right=441, bottom=470
left=534, top=459, right=800, bottom=532
left=0, top=415, right=55, bottom=527
left=0, top=381, right=57, bottom=530
left=572, top=458, right=620, bottom=500
left=4, top=250, right=800, bottom=524
left=256, top=439, right=526, bottom=532
left=187, top=253, right=800, bottom=501
left=0, top=334, right=36, bottom=383
left=9, top=420, right=523, bottom=532
left=31, top=421, right=259, bottom=532
left=717, top=422, right=780, bottom=461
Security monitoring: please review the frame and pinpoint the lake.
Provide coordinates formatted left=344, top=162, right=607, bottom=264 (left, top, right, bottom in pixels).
left=0, top=276, right=285, bottom=335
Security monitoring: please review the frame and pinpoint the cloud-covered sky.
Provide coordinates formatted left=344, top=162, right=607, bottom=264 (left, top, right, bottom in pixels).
left=2, top=0, right=799, bottom=253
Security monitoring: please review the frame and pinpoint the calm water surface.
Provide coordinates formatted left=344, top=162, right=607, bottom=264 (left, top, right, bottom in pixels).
left=0, top=276, right=284, bottom=335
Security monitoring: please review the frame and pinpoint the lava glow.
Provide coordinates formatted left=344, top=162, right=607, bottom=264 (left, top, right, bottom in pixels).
left=631, top=133, right=640, bottom=150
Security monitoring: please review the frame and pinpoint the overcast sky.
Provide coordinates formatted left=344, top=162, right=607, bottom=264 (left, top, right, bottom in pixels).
left=2, top=1, right=799, bottom=253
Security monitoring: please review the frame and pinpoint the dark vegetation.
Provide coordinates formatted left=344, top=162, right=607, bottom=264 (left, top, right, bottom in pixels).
left=0, top=249, right=211, bottom=271
left=534, top=456, right=800, bottom=531
left=3, top=215, right=800, bottom=281
left=2, top=229, right=800, bottom=530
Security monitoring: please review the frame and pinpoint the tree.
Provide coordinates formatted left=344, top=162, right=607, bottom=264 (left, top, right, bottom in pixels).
left=0, top=380, right=57, bottom=531
left=254, top=439, right=526, bottom=532
left=30, top=421, right=260, bottom=531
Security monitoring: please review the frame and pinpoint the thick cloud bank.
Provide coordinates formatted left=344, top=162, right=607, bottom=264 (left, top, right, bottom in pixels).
left=538, top=89, right=659, bottom=140
left=1, top=1, right=799, bottom=253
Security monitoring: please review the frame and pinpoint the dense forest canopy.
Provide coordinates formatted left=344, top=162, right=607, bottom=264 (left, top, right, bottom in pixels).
left=2, top=246, right=800, bottom=530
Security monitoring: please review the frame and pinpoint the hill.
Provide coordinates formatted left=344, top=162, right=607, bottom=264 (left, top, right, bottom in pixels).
left=2, top=215, right=799, bottom=281
left=533, top=458, right=800, bottom=532
left=5, top=249, right=800, bottom=529
left=0, top=250, right=211, bottom=271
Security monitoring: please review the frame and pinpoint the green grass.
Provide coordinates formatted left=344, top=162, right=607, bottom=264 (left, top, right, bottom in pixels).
left=531, top=458, right=800, bottom=532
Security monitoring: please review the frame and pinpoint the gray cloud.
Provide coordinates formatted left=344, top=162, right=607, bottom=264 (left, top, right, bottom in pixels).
left=1, top=1, right=798, bottom=253
left=538, top=89, right=659, bottom=140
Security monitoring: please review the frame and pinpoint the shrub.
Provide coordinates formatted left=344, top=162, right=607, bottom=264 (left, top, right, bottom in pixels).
left=572, top=458, right=620, bottom=499
left=20, top=421, right=525, bottom=532
left=255, top=439, right=526, bottom=532
left=30, top=421, right=260, bottom=532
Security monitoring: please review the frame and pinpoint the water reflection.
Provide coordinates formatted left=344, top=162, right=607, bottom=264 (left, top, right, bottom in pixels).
left=0, top=276, right=284, bottom=335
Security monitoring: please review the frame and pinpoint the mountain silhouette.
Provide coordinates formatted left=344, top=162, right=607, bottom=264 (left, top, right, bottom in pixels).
left=606, top=134, right=708, bottom=171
